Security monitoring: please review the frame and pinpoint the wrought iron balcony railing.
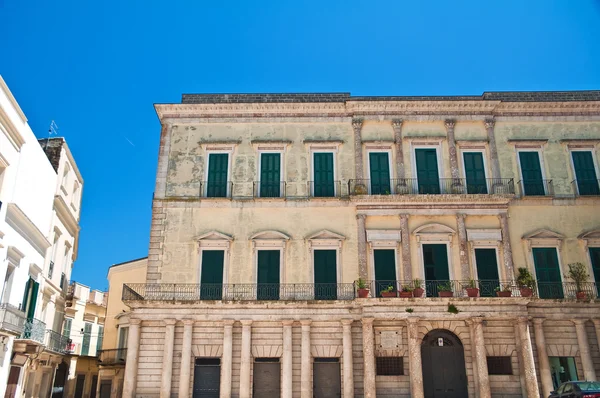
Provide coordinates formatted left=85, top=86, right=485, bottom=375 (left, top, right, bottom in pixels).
left=253, top=181, right=286, bottom=198
left=307, top=181, right=342, bottom=198
left=518, top=179, right=554, bottom=197
left=45, top=330, right=72, bottom=354
left=572, top=179, right=600, bottom=196
left=348, top=178, right=515, bottom=196
left=19, top=318, right=46, bottom=344
left=0, top=303, right=27, bottom=336
left=199, top=181, right=233, bottom=198
left=123, top=283, right=356, bottom=302
left=98, top=348, right=128, bottom=365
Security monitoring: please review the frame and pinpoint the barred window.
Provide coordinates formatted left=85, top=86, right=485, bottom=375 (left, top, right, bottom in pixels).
left=487, top=356, right=512, bottom=375
left=376, top=357, right=403, bottom=376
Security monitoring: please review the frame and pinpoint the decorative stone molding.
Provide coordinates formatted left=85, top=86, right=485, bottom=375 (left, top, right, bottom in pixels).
left=413, top=223, right=456, bottom=242
left=467, top=229, right=502, bottom=242
left=252, top=345, right=283, bottom=358
left=484, top=118, right=495, bottom=129
left=375, top=327, right=405, bottom=356
left=311, top=345, right=343, bottom=358
left=195, top=231, right=233, bottom=251
left=485, top=344, right=516, bottom=357
left=250, top=230, right=290, bottom=251
left=578, top=229, right=600, bottom=249
left=545, top=344, right=578, bottom=357
left=506, top=139, right=548, bottom=148
left=366, top=230, right=401, bottom=248
left=417, top=320, right=468, bottom=341
left=192, top=344, right=223, bottom=357
left=522, top=229, right=564, bottom=252
left=5, top=203, right=52, bottom=256
left=306, top=230, right=345, bottom=251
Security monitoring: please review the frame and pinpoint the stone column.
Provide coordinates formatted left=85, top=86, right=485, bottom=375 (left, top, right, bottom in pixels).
left=239, top=320, right=253, bottom=398
left=457, top=214, right=470, bottom=281
left=400, top=214, right=412, bottom=282
left=282, top=320, right=293, bottom=398
left=392, top=119, right=405, bottom=179
left=532, top=318, right=553, bottom=398
left=573, top=319, right=596, bottom=381
left=406, top=318, right=424, bottom=398
left=445, top=119, right=460, bottom=180
left=179, top=320, right=194, bottom=398
left=341, top=319, right=355, bottom=398
left=593, top=319, right=600, bottom=362
left=471, top=318, right=491, bottom=398
left=516, top=317, right=540, bottom=398
left=122, top=318, right=142, bottom=398
left=357, top=214, right=368, bottom=280
left=300, top=320, right=312, bottom=398
left=220, top=320, right=234, bottom=398
left=467, top=320, right=480, bottom=398
left=362, top=318, right=376, bottom=398
left=484, top=118, right=501, bottom=181
left=498, top=213, right=515, bottom=281
left=160, top=319, right=177, bottom=398
left=353, top=118, right=364, bottom=180
left=513, top=323, right=528, bottom=397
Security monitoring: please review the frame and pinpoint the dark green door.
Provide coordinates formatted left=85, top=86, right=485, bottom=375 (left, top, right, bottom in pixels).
left=313, top=153, right=335, bottom=197
left=200, top=250, right=224, bottom=300
left=416, top=149, right=440, bottom=194
left=589, top=247, right=600, bottom=297
left=374, top=249, right=397, bottom=297
left=369, top=152, right=391, bottom=194
left=314, top=250, right=337, bottom=300
left=22, top=278, right=39, bottom=320
left=572, top=151, right=599, bottom=195
left=423, top=244, right=450, bottom=296
left=207, top=154, right=229, bottom=197
left=532, top=248, right=563, bottom=298
left=519, top=152, right=545, bottom=196
left=464, top=152, right=487, bottom=194
left=260, top=153, right=281, bottom=197
left=257, top=250, right=280, bottom=300
left=475, top=248, right=500, bottom=297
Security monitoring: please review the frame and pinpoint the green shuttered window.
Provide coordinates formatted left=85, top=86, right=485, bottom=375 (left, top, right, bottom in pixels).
left=200, top=250, right=225, bottom=300
left=313, top=250, right=337, bottom=300
left=369, top=152, right=391, bottom=194
left=518, top=151, right=545, bottom=195
left=416, top=149, right=440, bottom=194
left=532, top=248, right=563, bottom=299
left=257, top=250, right=280, bottom=300
left=572, top=151, right=599, bottom=195
left=260, top=153, right=281, bottom=197
left=463, top=152, right=487, bottom=194
left=207, top=153, right=229, bottom=197
left=313, top=153, right=335, bottom=197
left=374, top=249, right=396, bottom=296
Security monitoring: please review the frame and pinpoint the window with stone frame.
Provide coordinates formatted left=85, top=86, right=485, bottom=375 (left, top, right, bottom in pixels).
left=376, top=356, right=404, bottom=376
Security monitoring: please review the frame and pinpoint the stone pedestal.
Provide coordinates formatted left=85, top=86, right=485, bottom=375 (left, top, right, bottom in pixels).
left=239, top=320, right=253, bottom=398
left=341, top=319, right=355, bottom=398
left=282, top=320, right=293, bottom=398
left=300, top=320, right=312, bottom=398
left=573, top=319, right=596, bottom=381
left=122, top=319, right=141, bottom=398
left=362, top=318, right=376, bottom=398
left=406, top=318, right=424, bottom=398
left=532, top=318, right=553, bottom=398
left=400, top=214, right=411, bottom=281
left=179, top=320, right=194, bottom=398
left=471, top=318, right=491, bottom=398
left=160, top=319, right=177, bottom=398
left=516, top=317, right=540, bottom=398
left=220, top=320, right=234, bottom=398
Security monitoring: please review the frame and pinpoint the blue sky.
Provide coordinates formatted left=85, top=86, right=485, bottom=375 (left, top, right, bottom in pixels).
left=2, top=0, right=599, bottom=290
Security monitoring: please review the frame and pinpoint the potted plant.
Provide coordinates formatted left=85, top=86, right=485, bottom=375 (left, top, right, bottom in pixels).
left=495, top=285, right=512, bottom=297
left=380, top=285, right=397, bottom=298
left=516, top=267, right=535, bottom=297
left=566, top=262, right=589, bottom=300
left=396, top=182, right=410, bottom=195
left=354, top=183, right=368, bottom=195
left=412, top=279, right=424, bottom=298
left=357, top=278, right=370, bottom=298
left=465, top=279, right=479, bottom=297
left=399, top=285, right=413, bottom=298
left=437, top=281, right=454, bottom=298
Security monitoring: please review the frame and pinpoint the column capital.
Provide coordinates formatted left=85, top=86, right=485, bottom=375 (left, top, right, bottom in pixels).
left=341, top=319, right=354, bottom=326
left=361, top=317, right=375, bottom=325
left=444, top=119, right=456, bottom=130
left=457, top=213, right=466, bottom=221
left=484, top=118, right=496, bottom=129
left=406, top=317, right=421, bottom=325
left=282, top=320, right=294, bottom=327
left=222, top=319, right=235, bottom=327
left=571, top=318, right=587, bottom=326
left=392, top=119, right=403, bottom=130
left=240, top=319, right=253, bottom=327
left=532, top=317, right=546, bottom=325
left=356, top=214, right=366, bottom=221
left=399, top=213, right=409, bottom=220
left=182, top=319, right=195, bottom=326
left=130, top=318, right=142, bottom=326
left=164, top=319, right=177, bottom=326
left=497, top=213, right=508, bottom=221
left=300, top=320, right=312, bottom=327
left=352, top=118, right=364, bottom=131
left=471, top=316, right=484, bottom=325
left=516, top=316, right=530, bottom=325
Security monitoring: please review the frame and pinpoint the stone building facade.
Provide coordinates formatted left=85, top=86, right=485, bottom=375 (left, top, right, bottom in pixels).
left=123, top=91, right=600, bottom=398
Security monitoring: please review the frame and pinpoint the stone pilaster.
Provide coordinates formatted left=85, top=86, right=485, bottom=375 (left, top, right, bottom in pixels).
left=457, top=214, right=470, bottom=280
left=341, top=319, right=355, bottom=398
left=406, top=318, right=424, bottom=398
left=362, top=318, right=376, bottom=398
left=467, top=320, right=480, bottom=398
left=300, top=320, right=312, bottom=398
left=400, top=214, right=412, bottom=281
left=484, top=118, right=501, bottom=181
left=444, top=119, right=460, bottom=180
left=392, top=119, right=405, bottom=179
left=239, top=320, right=253, bottom=398
left=357, top=214, right=368, bottom=279
left=516, top=317, right=540, bottom=398
left=122, top=318, right=141, bottom=398
left=471, top=318, right=491, bottom=398
left=498, top=213, right=515, bottom=281
left=220, top=320, right=234, bottom=398
left=160, top=319, right=177, bottom=398
left=352, top=118, right=364, bottom=180
left=512, top=323, right=528, bottom=397
left=282, top=320, right=294, bottom=398
left=532, top=318, right=553, bottom=398
left=179, top=320, right=194, bottom=398
left=573, top=319, right=596, bottom=381
left=593, top=319, right=600, bottom=364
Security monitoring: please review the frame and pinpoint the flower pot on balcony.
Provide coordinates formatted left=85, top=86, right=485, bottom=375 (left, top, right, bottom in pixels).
left=396, top=183, right=409, bottom=195
left=381, top=291, right=397, bottom=298
left=466, top=287, right=479, bottom=297
left=576, top=291, right=587, bottom=300
left=438, top=291, right=453, bottom=298
left=496, top=291, right=512, bottom=297
left=412, top=288, right=424, bottom=298
left=519, top=287, right=533, bottom=298
left=354, top=184, right=368, bottom=195
left=399, top=291, right=413, bottom=298
left=357, top=288, right=370, bottom=298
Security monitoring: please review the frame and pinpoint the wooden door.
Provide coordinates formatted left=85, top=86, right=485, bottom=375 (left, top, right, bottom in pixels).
left=423, top=244, right=450, bottom=296
left=200, top=251, right=224, bottom=300
left=475, top=248, right=500, bottom=297
left=257, top=250, right=280, bottom=300
left=463, top=152, right=487, bottom=194
left=207, top=153, right=228, bottom=197
left=374, top=249, right=397, bottom=296
left=416, top=149, right=440, bottom=194
left=260, top=153, right=281, bottom=197
left=369, top=152, right=391, bottom=194
left=313, top=153, right=335, bottom=197
left=252, top=360, right=281, bottom=398
left=572, top=151, right=599, bottom=195
left=192, top=358, right=220, bottom=398
left=314, top=250, right=337, bottom=300
left=533, top=248, right=563, bottom=298
left=519, top=152, right=545, bottom=195
left=422, top=331, right=468, bottom=398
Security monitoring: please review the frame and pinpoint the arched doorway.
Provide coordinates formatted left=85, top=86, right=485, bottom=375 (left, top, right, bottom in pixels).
left=51, top=361, right=69, bottom=398
left=421, top=329, right=468, bottom=398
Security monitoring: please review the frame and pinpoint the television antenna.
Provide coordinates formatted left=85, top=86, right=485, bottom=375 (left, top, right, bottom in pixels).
left=48, top=120, right=59, bottom=137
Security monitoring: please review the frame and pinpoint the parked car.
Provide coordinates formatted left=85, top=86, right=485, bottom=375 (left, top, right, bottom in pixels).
left=549, top=381, right=600, bottom=398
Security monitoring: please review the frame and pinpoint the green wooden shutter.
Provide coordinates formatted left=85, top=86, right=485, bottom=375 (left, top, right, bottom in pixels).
left=200, top=250, right=225, bottom=299
left=519, top=152, right=545, bottom=195
left=532, top=248, right=563, bottom=299
left=314, top=250, right=337, bottom=300
left=62, top=318, right=72, bottom=338
left=423, top=244, right=449, bottom=296
left=313, top=153, right=334, bottom=197
left=96, top=326, right=104, bottom=353
left=374, top=249, right=397, bottom=296
left=207, top=154, right=229, bottom=197
left=260, top=153, right=281, bottom=197
left=26, top=281, right=39, bottom=320
left=572, top=151, right=599, bottom=195
left=474, top=248, right=500, bottom=297
left=415, top=149, right=440, bottom=194
left=369, top=153, right=391, bottom=194
left=589, top=247, right=600, bottom=296
left=463, top=152, right=487, bottom=194
left=257, top=250, right=280, bottom=300
left=81, top=323, right=92, bottom=356
left=21, top=278, right=32, bottom=313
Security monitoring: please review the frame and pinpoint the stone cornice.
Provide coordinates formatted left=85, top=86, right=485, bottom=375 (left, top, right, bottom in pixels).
left=5, top=203, right=51, bottom=257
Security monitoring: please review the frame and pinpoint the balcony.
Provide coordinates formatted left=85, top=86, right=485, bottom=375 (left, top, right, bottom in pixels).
left=572, top=179, right=600, bottom=196
left=307, top=181, right=342, bottom=198
left=517, top=179, right=554, bottom=197
left=19, top=318, right=46, bottom=344
left=123, top=283, right=356, bottom=302
left=0, top=303, right=27, bottom=336
left=45, top=330, right=71, bottom=354
left=199, top=181, right=233, bottom=198
left=252, top=181, right=286, bottom=198
left=98, top=348, right=128, bottom=365
left=348, top=178, right=515, bottom=196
